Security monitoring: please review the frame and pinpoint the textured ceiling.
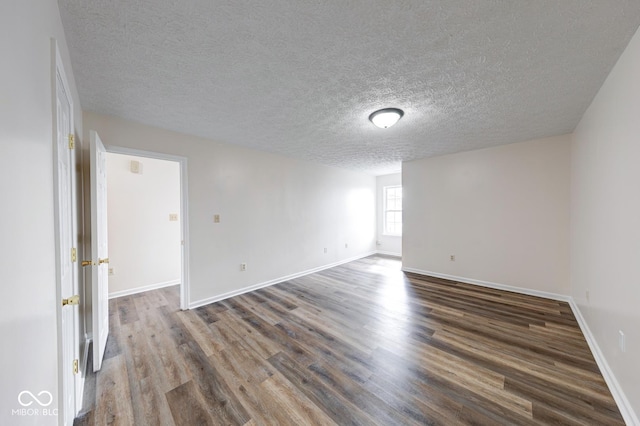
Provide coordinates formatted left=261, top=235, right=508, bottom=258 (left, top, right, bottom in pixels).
left=59, top=1, right=640, bottom=175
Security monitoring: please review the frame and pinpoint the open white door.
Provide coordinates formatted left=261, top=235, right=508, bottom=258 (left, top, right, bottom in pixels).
left=53, top=40, right=81, bottom=425
left=55, top=65, right=79, bottom=425
left=90, top=130, right=109, bottom=372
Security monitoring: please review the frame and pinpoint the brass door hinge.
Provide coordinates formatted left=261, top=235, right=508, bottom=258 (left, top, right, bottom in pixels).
left=73, top=359, right=79, bottom=375
left=71, top=247, right=77, bottom=262
left=68, top=134, right=75, bottom=150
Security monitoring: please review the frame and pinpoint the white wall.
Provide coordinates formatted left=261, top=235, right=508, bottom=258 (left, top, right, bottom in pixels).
left=106, top=153, right=181, bottom=296
left=403, top=135, right=571, bottom=296
left=376, top=173, right=402, bottom=256
left=0, top=1, right=83, bottom=424
left=84, top=112, right=376, bottom=305
left=572, top=25, right=640, bottom=421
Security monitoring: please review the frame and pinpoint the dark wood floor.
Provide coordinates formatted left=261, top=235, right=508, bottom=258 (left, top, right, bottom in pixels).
left=75, top=255, right=623, bottom=425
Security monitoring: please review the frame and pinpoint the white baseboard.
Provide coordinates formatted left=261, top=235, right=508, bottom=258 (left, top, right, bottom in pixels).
left=569, top=300, right=639, bottom=426
left=376, top=250, right=402, bottom=257
left=108, top=279, right=180, bottom=299
left=402, top=266, right=637, bottom=425
left=401, top=267, right=570, bottom=302
left=189, top=252, right=377, bottom=309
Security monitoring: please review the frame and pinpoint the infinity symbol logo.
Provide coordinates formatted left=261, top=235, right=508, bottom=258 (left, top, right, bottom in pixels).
left=18, top=391, right=53, bottom=407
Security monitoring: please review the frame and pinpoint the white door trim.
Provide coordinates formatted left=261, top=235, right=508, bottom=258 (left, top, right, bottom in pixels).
left=104, top=145, right=190, bottom=310
left=52, top=38, right=81, bottom=425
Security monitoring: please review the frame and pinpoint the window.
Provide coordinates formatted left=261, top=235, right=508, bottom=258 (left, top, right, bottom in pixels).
left=383, top=185, right=402, bottom=236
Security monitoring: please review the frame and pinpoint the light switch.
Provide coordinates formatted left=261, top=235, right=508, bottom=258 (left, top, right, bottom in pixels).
left=214, top=214, right=220, bottom=223
left=169, top=213, right=178, bottom=221
left=130, top=160, right=143, bottom=174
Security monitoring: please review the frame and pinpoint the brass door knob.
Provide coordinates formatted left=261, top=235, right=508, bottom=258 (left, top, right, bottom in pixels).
left=62, top=295, right=80, bottom=306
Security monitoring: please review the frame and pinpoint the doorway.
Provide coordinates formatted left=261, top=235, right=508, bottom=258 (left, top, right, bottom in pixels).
left=85, top=140, right=190, bottom=375
left=75, top=143, right=190, bottom=420
left=104, top=147, right=189, bottom=310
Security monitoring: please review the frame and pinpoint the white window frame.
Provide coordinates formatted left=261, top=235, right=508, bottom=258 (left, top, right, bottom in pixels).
left=383, top=185, right=402, bottom=236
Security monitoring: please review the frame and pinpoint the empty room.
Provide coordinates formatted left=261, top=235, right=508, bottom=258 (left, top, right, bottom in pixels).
left=1, top=1, right=639, bottom=425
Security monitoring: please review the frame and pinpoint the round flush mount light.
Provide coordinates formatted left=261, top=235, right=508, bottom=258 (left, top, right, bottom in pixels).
left=369, top=108, right=404, bottom=129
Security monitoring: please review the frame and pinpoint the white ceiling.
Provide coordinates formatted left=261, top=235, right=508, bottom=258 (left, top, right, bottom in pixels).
left=59, top=1, right=640, bottom=175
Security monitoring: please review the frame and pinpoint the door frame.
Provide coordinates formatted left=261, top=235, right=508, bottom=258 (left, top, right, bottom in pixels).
left=104, top=145, right=190, bottom=310
left=52, top=39, right=81, bottom=425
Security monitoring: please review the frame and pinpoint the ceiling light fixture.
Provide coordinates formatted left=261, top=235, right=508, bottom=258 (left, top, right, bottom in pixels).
left=369, top=108, right=404, bottom=129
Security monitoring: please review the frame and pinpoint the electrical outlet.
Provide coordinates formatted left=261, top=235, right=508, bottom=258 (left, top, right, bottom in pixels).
left=240, top=263, right=247, bottom=272
left=324, top=248, right=328, bottom=254
left=109, top=267, right=114, bottom=276
left=345, top=243, right=348, bottom=248
left=450, top=255, right=455, bottom=261
left=586, top=290, right=590, bottom=303
left=169, top=213, right=178, bottom=221
left=213, top=214, right=220, bottom=223
left=619, top=330, right=626, bottom=352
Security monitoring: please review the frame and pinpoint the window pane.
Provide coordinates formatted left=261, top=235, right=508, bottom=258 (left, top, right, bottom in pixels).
left=384, top=186, right=402, bottom=235
left=386, top=211, right=395, bottom=225
left=387, top=222, right=395, bottom=234
left=388, top=197, right=396, bottom=211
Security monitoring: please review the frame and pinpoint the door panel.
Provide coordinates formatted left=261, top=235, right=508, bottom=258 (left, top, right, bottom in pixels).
left=90, top=130, right=109, bottom=372
left=56, top=72, right=78, bottom=425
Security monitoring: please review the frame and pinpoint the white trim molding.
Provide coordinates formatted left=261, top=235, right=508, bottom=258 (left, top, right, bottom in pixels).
left=401, top=267, right=571, bottom=302
left=402, top=267, right=638, bottom=424
left=108, top=279, right=181, bottom=299
left=569, top=300, right=639, bottom=426
left=376, top=250, right=402, bottom=258
left=189, top=252, right=376, bottom=309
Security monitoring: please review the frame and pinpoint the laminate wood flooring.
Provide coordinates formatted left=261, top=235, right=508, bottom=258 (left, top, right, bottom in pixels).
left=75, top=255, right=624, bottom=425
